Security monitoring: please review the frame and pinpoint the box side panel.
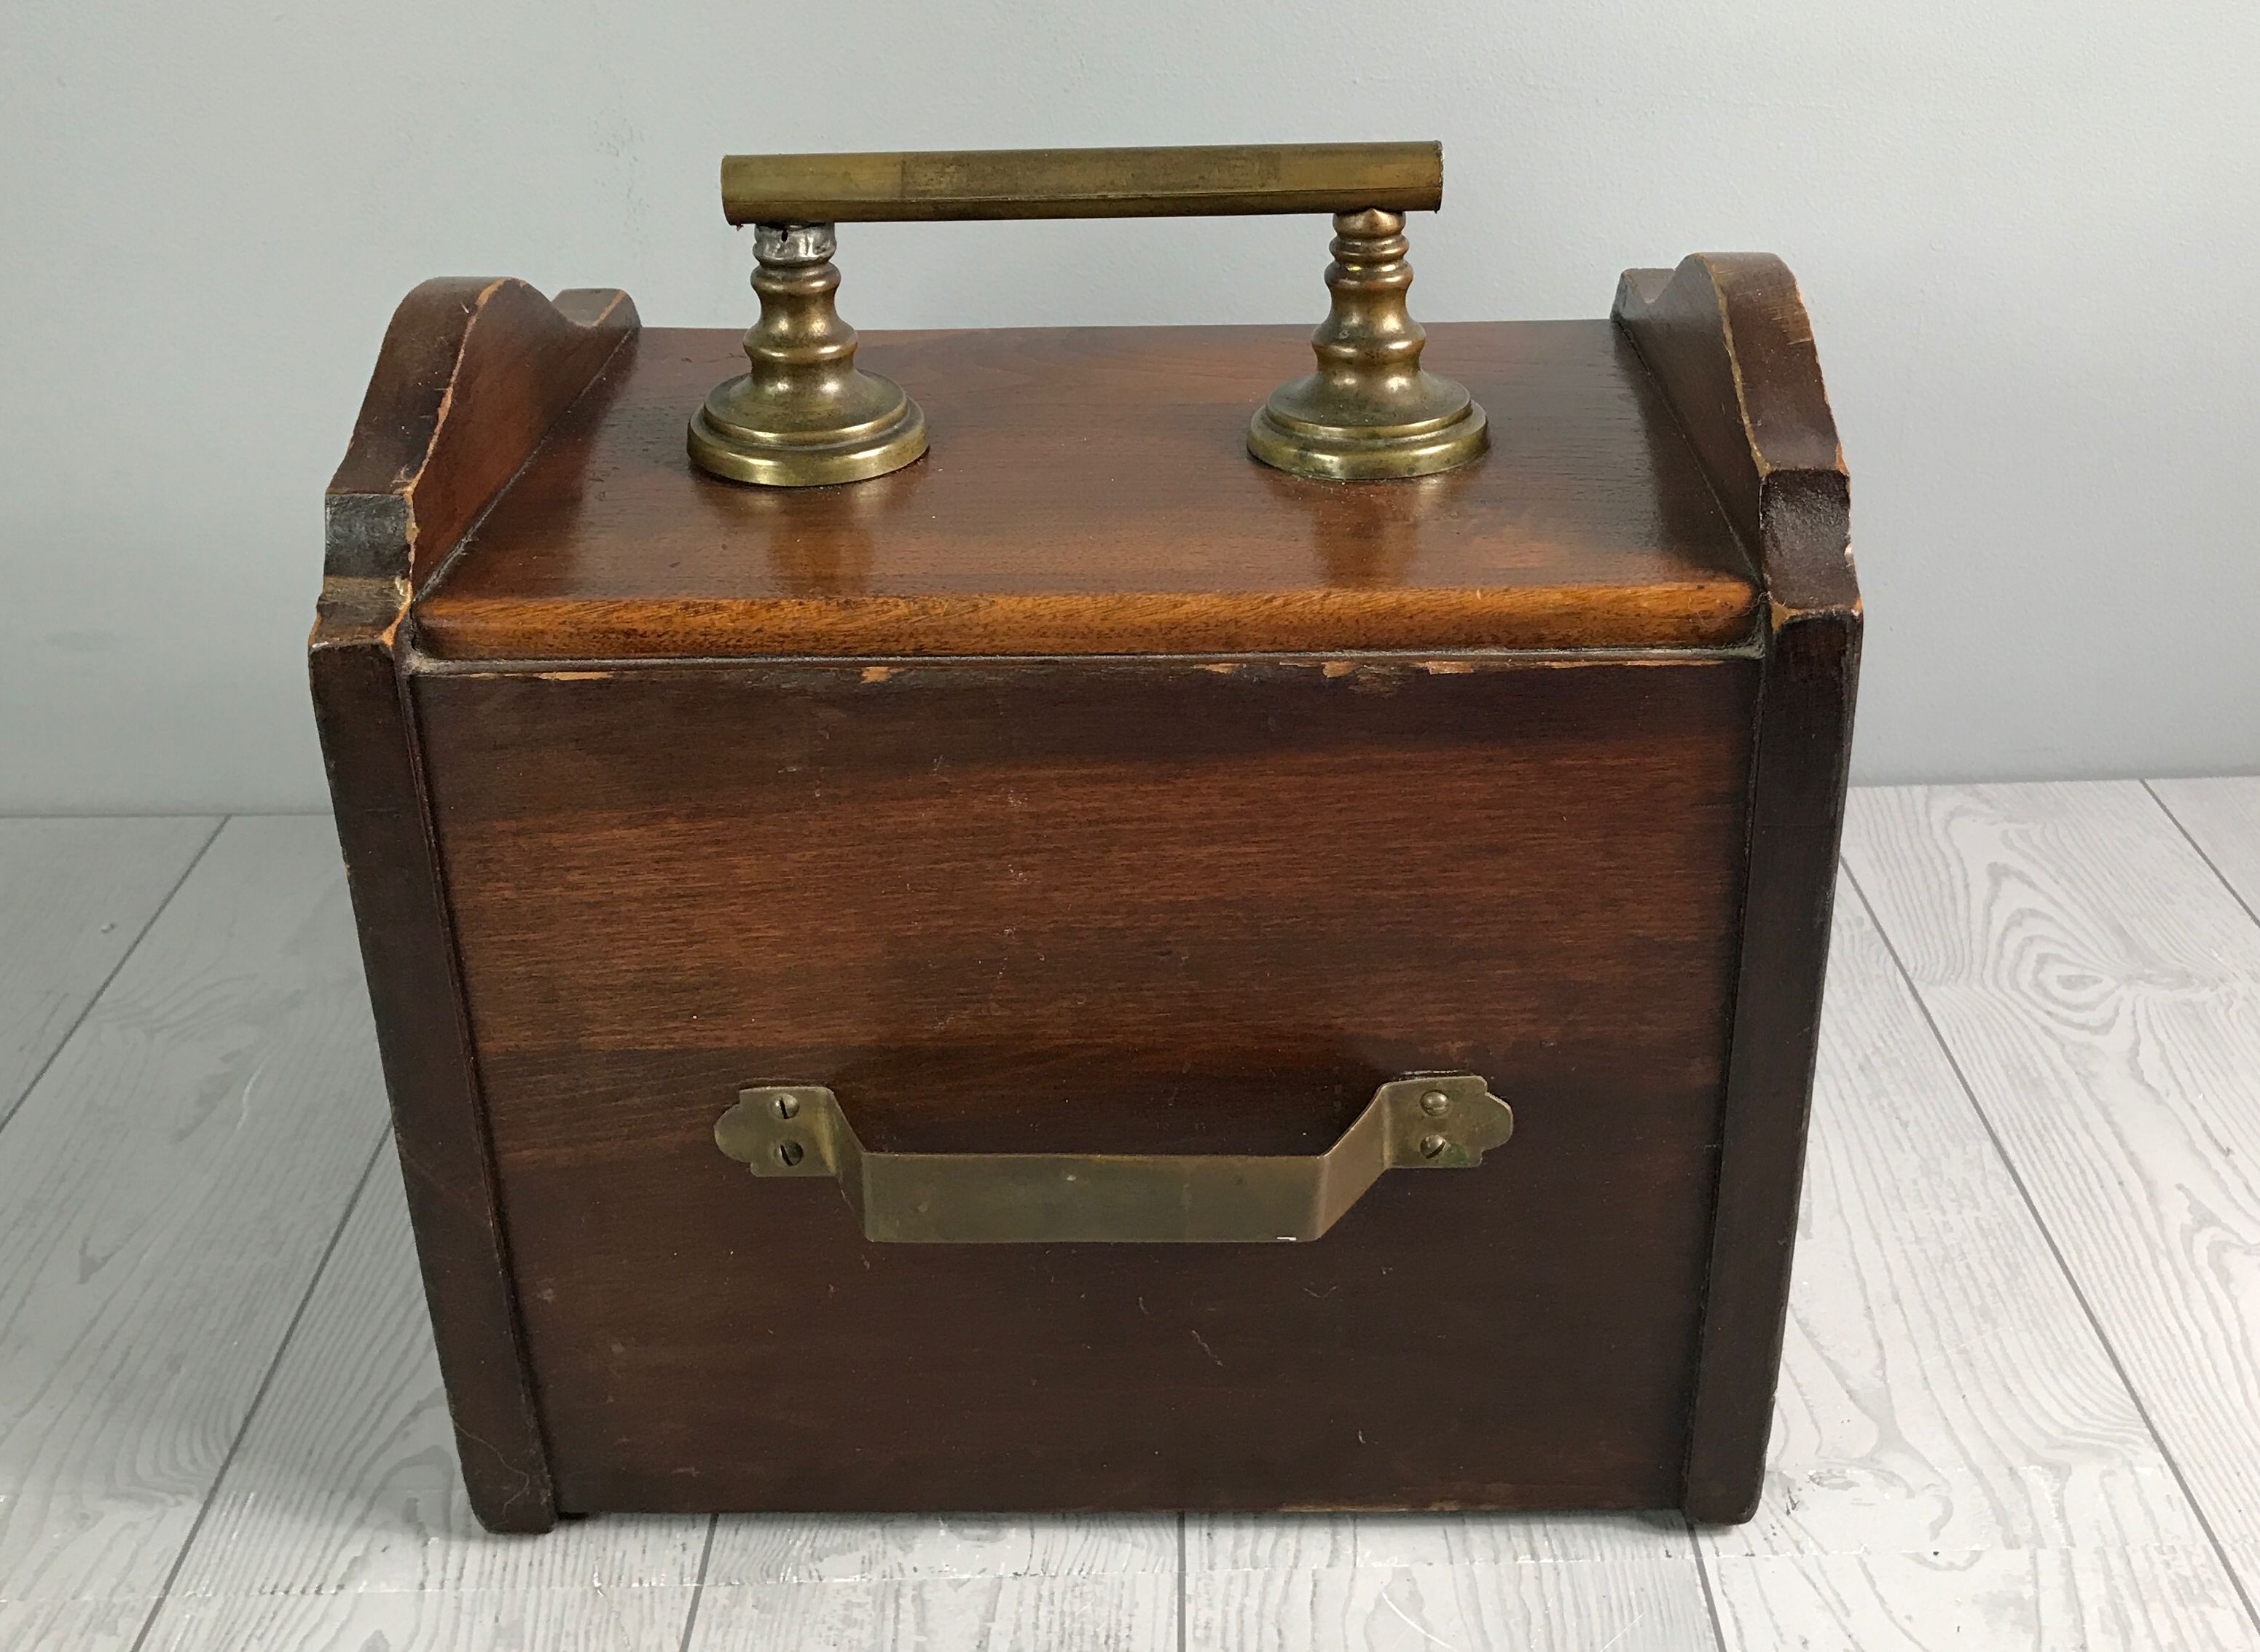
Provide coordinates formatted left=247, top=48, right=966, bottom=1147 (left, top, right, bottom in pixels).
left=309, top=637, right=557, bottom=1532
left=1615, top=253, right=1861, bottom=1517
left=413, top=654, right=1757, bottom=1512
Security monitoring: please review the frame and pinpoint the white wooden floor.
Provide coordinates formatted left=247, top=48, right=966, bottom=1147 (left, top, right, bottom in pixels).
left=4, top=782, right=2259, bottom=1650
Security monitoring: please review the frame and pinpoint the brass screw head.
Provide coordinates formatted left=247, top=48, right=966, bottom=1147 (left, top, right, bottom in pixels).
left=776, top=1140, right=804, bottom=1167
left=1419, top=1133, right=1448, bottom=1159
left=1420, top=1090, right=1451, bottom=1116
left=774, top=1093, right=801, bottom=1120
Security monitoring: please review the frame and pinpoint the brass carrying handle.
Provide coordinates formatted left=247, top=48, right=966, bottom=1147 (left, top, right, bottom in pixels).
left=693, top=140, right=1486, bottom=488
left=714, top=1074, right=1512, bottom=1244
left=719, top=142, right=1442, bottom=224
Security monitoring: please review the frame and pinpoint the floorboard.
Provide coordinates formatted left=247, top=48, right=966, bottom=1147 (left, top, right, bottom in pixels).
left=1181, top=1370, right=1711, bottom=1639
left=705, top=1511, right=1175, bottom=1585
left=1185, top=1557, right=1714, bottom=1652
left=1188, top=1507, right=1693, bottom=1570
left=1708, top=1546, right=2259, bottom=1652
left=1843, top=782, right=2260, bottom=1621
left=0, top=817, right=393, bottom=1637
left=138, top=1170, right=707, bottom=1645
left=702, top=1445, right=1177, bottom=1650
left=0, top=816, right=217, bottom=1125
left=687, top=1577, right=1178, bottom=1652
left=141, top=1586, right=701, bottom=1652
left=0, top=1596, right=165, bottom=1652
left=1701, top=878, right=2256, bottom=1648
left=2151, top=776, right=2260, bottom=917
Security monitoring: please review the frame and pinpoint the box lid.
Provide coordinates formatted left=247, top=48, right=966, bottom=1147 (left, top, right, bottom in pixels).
left=410, top=320, right=1760, bottom=661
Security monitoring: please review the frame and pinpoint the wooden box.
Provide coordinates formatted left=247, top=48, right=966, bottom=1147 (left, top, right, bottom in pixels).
left=311, top=254, right=1859, bottom=1533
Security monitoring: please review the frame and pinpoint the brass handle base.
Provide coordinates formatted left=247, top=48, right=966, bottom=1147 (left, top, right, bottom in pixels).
left=714, top=1074, right=1512, bottom=1244
left=1249, top=210, right=1488, bottom=481
left=688, top=222, right=928, bottom=488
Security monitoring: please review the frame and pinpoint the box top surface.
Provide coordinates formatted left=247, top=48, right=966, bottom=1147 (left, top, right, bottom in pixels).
left=414, top=321, right=1760, bottom=660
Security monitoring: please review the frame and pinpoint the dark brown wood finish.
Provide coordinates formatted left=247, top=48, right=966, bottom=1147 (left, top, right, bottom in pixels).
left=415, top=653, right=1757, bottom=1512
left=311, top=277, right=637, bottom=1532
left=326, top=279, right=640, bottom=590
left=313, top=256, right=1858, bottom=1529
left=414, top=322, right=1762, bottom=659
left=1614, top=253, right=1861, bottom=1521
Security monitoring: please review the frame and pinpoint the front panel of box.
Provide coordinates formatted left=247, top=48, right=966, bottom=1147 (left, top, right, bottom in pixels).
left=415, top=652, right=1756, bottom=1511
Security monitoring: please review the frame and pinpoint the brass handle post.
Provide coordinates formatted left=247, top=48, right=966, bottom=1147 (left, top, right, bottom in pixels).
left=714, top=1074, right=1513, bottom=1244
left=687, top=223, right=927, bottom=487
left=1247, top=208, right=1488, bottom=480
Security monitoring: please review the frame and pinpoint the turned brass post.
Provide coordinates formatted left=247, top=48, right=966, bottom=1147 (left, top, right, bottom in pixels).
left=1247, top=210, right=1488, bottom=481
left=688, top=222, right=927, bottom=487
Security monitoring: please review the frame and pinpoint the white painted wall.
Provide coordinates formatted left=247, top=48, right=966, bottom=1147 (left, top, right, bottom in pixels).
left=4, top=1, right=2255, bottom=811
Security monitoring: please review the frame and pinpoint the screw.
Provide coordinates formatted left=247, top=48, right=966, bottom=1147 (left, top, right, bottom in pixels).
left=1419, top=1133, right=1448, bottom=1159
left=774, top=1094, right=800, bottom=1120
left=776, top=1140, right=804, bottom=1167
left=1419, top=1089, right=1451, bottom=1117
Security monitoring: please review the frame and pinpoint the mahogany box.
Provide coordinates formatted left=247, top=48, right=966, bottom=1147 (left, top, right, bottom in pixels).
left=311, top=253, right=1859, bottom=1533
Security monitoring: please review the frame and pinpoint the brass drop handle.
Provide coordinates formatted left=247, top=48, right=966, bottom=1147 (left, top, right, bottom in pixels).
left=713, top=1074, right=1512, bottom=1244
left=689, top=142, right=1488, bottom=488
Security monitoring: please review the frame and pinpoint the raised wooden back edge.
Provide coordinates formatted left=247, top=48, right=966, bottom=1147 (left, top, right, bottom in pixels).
left=309, top=280, right=635, bottom=1531
left=1617, top=253, right=1863, bottom=1520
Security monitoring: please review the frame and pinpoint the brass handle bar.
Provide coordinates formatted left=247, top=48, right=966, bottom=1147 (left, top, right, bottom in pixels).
left=713, top=1074, right=1512, bottom=1244
left=720, top=141, right=1442, bottom=224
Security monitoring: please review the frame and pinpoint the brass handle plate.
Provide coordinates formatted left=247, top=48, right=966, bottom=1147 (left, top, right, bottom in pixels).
left=714, top=1075, right=1512, bottom=1244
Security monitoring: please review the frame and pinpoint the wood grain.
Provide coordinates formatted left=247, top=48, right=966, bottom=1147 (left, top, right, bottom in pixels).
left=1708, top=1546, right=2260, bottom=1652
left=705, top=1514, right=1172, bottom=1585
left=1189, top=1509, right=1692, bottom=1570
left=0, top=1596, right=165, bottom=1652
left=326, top=278, right=637, bottom=591
left=0, top=818, right=389, bottom=1608
left=2152, top=777, right=2260, bottom=914
left=0, top=816, right=216, bottom=1124
left=144, top=1587, right=699, bottom=1652
left=418, top=655, right=1756, bottom=1514
left=687, top=1577, right=1178, bottom=1652
left=314, top=278, right=640, bottom=1532
left=1617, top=251, right=1862, bottom=1520
left=1188, top=1514, right=1356, bottom=1572
left=1612, top=254, right=1850, bottom=614
left=701, top=1511, right=1174, bottom=1652
left=311, top=628, right=557, bottom=1531
left=1719, top=885, right=2203, bottom=1557
left=1843, top=783, right=2260, bottom=1608
left=1186, top=1558, right=1716, bottom=1652
left=1185, top=1506, right=1706, bottom=1652
left=1699, top=881, right=2255, bottom=1646
left=157, top=1171, right=706, bottom=1601
left=412, top=321, right=1763, bottom=659
left=318, top=260, right=1858, bottom=1530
